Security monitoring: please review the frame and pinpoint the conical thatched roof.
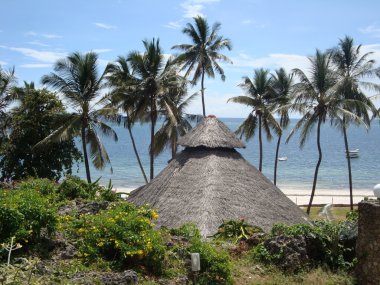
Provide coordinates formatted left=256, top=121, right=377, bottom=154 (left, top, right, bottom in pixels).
left=177, top=116, right=245, bottom=149
left=128, top=117, right=308, bottom=236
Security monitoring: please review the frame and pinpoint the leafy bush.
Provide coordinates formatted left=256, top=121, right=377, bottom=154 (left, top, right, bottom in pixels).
left=213, top=219, right=263, bottom=242
left=169, top=223, right=201, bottom=239
left=187, top=237, right=233, bottom=285
left=17, top=178, right=58, bottom=196
left=58, top=176, right=119, bottom=202
left=66, top=202, right=165, bottom=273
left=265, top=221, right=356, bottom=271
left=58, top=176, right=99, bottom=200
left=0, top=187, right=57, bottom=244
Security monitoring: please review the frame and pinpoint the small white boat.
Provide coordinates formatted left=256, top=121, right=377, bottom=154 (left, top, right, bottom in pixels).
left=278, top=156, right=288, bottom=161
left=346, top=149, right=359, bottom=158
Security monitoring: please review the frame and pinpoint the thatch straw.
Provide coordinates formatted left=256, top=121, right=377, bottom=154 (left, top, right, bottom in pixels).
left=128, top=147, right=308, bottom=236
left=177, top=116, right=245, bottom=149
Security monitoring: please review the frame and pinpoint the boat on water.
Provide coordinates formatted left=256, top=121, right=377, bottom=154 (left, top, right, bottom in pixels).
left=346, top=149, right=359, bottom=158
left=278, top=156, right=288, bottom=161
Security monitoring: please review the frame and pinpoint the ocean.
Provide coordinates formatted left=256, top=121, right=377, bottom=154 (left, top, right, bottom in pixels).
left=74, top=118, right=380, bottom=192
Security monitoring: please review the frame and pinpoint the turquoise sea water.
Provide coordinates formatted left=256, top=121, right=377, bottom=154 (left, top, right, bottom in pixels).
left=74, top=118, right=380, bottom=191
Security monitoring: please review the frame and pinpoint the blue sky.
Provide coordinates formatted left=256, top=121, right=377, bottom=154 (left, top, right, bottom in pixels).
left=1, top=0, right=380, bottom=117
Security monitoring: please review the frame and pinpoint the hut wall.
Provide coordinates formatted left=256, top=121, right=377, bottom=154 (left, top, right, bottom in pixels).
left=356, top=201, right=380, bottom=285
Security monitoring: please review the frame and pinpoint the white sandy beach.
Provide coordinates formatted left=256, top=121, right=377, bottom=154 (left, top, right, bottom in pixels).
left=113, top=185, right=375, bottom=206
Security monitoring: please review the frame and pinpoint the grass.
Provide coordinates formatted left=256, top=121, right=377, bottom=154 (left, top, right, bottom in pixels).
left=302, top=206, right=357, bottom=222
left=232, top=252, right=354, bottom=285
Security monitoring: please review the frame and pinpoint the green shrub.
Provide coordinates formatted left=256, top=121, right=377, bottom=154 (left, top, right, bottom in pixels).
left=169, top=223, right=201, bottom=239
left=58, top=176, right=119, bottom=202
left=187, top=237, right=233, bottom=285
left=17, top=178, right=58, bottom=196
left=58, top=176, right=99, bottom=200
left=213, top=219, right=263, bottom=242
left=0, top=187, right=57, bottom=244
left=267, top=221, right=356, bottom=271
left=66, top=202, right=165, bottom=273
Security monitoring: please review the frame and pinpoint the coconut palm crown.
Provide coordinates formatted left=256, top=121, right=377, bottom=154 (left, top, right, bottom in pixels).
left=127, top=38, right=185, bottom=180
left=172, top=16, right=232, bottom=117
left=330, top=36, right=378, bottom=210
left=228, top=68, right=281, bottom=172
left=271, top=68, right=293, bottom=185
left=39, top=51, right=118, bottom=183
left=287, top=49, right=368, bottom=214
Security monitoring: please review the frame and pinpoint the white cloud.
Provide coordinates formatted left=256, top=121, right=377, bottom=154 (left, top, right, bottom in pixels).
left=242, top=19, right=251, bottom=25
left=20, top=63, right=52, bottom=68
left=42, top=33, right=62, bottom=39
left=92, top=49, right=112, bottom=53
left=164, top=20, right=183, bottom=29
left=180, top=0, right=219, bottom=18
left=94, top=22, right=117, bottom=29
left=26, top=40, right=49, bottom=47
left=230, top=52, right=310, bottom=73
left=26, top=31, right=38, bottom=36
left=0, top=45, right=66, bottom=63
left=360, top=25, right=380, bottom=38
left=26, top=31, right=62, bottom=39
left=0, top=61, right=7, bottom=65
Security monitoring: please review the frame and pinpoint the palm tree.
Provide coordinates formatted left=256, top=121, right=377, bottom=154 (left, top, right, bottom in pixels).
left=106, top=56, right=148, bottom=184
left=127, top=38, right=184, bottom=180
left=154, top=89, right=200, bottom=159
left=271, top=68, right=293, bottom=185
left=0, top=66, right=16, bottom=140
left=172, top=16, right=232, bottom=117
left=39, top=51, right=118, bottom=183
left=330, top=36, right=377, bottom=210
left=228, top=68, right=281, bottom=172
left=287, top=49, right=366, bottom=214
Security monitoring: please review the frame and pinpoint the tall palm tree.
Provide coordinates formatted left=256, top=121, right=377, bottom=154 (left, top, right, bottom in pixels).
left=106, top=56, right=148, bottom=184
left=39, top=52, right=118, bottom=183
left=287, top=49, right=366, bottom=214
left=228, top=68, right=281, bottom=172
left=154, top=89, right=199, bottom=159
left=172, top=16, right=232, bottom=117
left=128, top=38, right=184, bottom=180
left=271, top=68, right=293, bottom=185
left=330, top=36, right=377, bottom=210
left=0, top=66, right=16, bottom=140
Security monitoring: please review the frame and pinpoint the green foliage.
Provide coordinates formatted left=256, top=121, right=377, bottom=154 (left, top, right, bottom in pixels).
left=213, top=219, right=263, bottom=242
left=345, top=210, right=359, bottom=221
left=169, top=223, right=201, bottom=239
left=0, top=87, right=81, bottom=181
left=18, top=178, right=58, bottom=196
left=65, top=202, right=165, bottom=273
left=58, top=176, right=118, bottom=202
left=0, top=187, right=57, bottom=244
left=267, top=221, right=356, bottom=271
left=58, top=176, right=99, bottom=200
left=187, top=237, right=233, bottom=285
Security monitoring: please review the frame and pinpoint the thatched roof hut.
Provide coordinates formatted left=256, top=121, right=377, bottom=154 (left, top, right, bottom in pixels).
left=128, top=116, right=308, bottom=236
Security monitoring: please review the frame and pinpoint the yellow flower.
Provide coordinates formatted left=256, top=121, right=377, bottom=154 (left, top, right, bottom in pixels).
left=151, top=212, right=159, bottom=220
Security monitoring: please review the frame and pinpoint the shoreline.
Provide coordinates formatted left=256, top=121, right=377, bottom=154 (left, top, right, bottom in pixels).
left=112, top=185, right=375, bottom=206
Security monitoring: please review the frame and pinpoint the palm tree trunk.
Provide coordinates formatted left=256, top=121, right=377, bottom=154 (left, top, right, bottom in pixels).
left=171, top=136, right=177, bottom=159
left=307, top=117, right=323, bottom=215
left=81, top=126, right=91, bottom=183
left=201, top=67, right=206, bottom=117
left=258, top=114, right=263, bottom=172
left=150, top=96, right=157, bottom=181
left=127, top=121, right=148, bottom=184
left=274, top=118, right=283, bottom=185
left=343, top=122, right=353, bottom=210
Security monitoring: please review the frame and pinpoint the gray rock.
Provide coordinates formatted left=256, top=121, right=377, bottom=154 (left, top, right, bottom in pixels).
left=263, top=235, right=308, bottom=272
